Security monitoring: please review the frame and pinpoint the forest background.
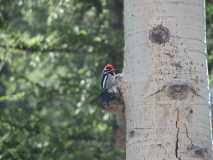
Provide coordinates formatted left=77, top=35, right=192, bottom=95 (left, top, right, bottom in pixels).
left=0, top=0, right=212, bottom=160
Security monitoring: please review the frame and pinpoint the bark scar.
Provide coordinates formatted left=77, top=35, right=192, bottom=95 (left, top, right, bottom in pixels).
left=145, top=81, right=204, bottom=100
left=149, top=24, right=170, bottom=44
left=175, top=109, right=181, bottom=160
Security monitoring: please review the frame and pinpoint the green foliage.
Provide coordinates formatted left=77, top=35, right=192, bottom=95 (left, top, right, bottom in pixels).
left=0, top=0, right=213, bottom=159
left=207, top=0, right=213, bottom=85
left=0, top=0, right=123, bottom=159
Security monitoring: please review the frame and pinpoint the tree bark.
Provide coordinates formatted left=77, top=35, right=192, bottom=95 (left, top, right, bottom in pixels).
left=124, top=0, right=213, bottom=159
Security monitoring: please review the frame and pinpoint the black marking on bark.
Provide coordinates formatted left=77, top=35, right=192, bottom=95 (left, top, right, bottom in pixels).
left=175, top=127, right=180, bottom=159
left=149, top=24, right=170, bottom=44
left=157, top=144, right=162, bottom=147
left=167, top=84, right=189, bottom=100
left=167, top=82, right=202, bottom=100
left=171, top=62, right=182, bottom=69
left=129, top=130, right=135, bottom=137
left=189, top=109, right=193, bottom=114
left=146, top=81, right=202, bottom=100
left=175, top=109, right=181, bottom=160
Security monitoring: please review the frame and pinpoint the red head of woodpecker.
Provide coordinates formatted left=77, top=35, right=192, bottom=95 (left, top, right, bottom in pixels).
left=101, top=64, right=116, bottom=90
left=103, top=64, right=115, bottom=74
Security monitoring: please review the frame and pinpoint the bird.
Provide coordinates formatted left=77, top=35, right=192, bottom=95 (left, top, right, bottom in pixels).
left=100, top=64, right=117, bottom=109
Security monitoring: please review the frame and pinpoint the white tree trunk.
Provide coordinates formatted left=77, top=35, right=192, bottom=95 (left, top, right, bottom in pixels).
left=123, top=0, right=212, bottom=159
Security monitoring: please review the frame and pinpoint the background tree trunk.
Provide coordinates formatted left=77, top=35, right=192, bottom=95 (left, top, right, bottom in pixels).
left=124, top=0, right=213, bottom=159
left=108, top=0, right=125, bottom=152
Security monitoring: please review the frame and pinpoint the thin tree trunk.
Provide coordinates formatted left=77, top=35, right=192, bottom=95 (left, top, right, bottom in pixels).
left=124, top=0, right=212, bottom=159
left=108, top=0, right=125, bottom=153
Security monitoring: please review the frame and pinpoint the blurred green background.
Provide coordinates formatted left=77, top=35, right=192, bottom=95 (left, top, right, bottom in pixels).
left=0, top=0, right=212, bottom=160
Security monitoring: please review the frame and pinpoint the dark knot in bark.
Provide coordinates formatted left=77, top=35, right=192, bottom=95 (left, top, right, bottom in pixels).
left=149, top=24, right=170, bottom=45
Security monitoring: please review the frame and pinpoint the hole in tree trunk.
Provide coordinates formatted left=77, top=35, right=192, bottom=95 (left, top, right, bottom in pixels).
left=149, top=24, right=170, bottom=44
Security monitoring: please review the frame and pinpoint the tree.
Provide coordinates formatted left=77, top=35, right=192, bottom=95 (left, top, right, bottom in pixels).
left=0, top=0, right=124, bottom=159
left=0, top=0, right=213, bottom=159
left=124, top=0, right=213, bottom=159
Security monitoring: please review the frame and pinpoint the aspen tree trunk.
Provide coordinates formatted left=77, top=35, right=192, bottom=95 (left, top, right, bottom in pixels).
left=123, top=0, right=213, bottom=159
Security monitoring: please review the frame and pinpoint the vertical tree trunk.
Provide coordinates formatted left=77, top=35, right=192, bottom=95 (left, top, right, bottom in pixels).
left=108, top=0, right=126, bottom=153
left=124, top=0, right=212, bottom=159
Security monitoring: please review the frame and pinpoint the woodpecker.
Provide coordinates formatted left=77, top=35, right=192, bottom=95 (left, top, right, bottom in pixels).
left=100, top=64, right=125, bottom=131
left=100, top=64, right=117, bottom=108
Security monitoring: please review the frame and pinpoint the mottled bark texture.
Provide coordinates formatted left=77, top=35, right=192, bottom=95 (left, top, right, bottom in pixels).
left=124, top=0, right=212, bottom=160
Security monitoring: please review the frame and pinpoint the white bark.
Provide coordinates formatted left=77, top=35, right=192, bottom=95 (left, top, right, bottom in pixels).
left=124, top=0, right=212, bottom=159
